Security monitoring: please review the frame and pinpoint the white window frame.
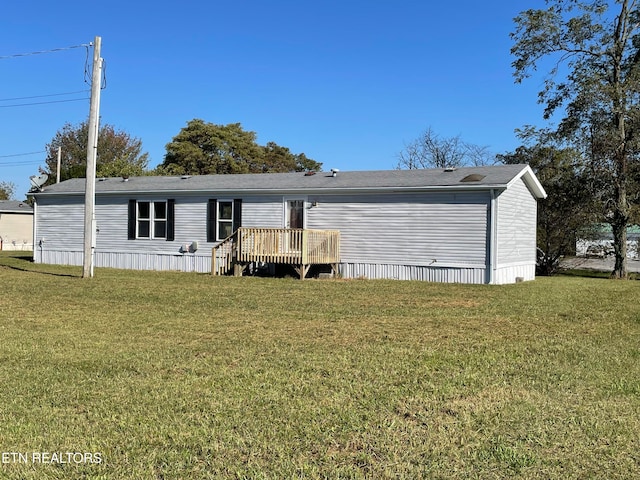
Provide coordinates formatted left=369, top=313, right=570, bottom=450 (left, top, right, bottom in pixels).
left=283, top=196, right=307, bottom=229
left=217, top=199, right=234, bottom=241
left=136, top=200, right=168, bottom=239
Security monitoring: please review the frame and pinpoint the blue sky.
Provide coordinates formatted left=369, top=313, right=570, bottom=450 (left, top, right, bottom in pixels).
left=0, top=0, right=549, bottom=198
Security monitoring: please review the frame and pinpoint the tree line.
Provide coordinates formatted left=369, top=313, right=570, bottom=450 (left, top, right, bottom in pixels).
left=36, top=118, right=322, bottom=184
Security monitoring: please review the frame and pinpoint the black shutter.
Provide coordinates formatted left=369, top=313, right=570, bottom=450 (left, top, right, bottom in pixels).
left=128, top=200, right=136, bottom=240
left=233, top=199, right=242, bottom=232
left=166, top=199, right=175, bottom=241
left=207, top=199, right=217, bottom=242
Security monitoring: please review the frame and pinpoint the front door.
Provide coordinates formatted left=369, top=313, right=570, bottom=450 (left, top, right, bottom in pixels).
left=285, top=199, right=305, bottom=229
left=285, top=198, right=306, bottom=253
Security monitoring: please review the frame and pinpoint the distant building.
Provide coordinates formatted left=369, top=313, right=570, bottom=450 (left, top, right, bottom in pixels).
left=0, top=201, right=34, bottom=251
left=577, top=224, right=640, bottom=259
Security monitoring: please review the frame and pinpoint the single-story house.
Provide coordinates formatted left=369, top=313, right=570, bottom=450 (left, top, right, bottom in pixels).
left=0, top=200, right=34, bottom=251
left=28, top=164, right=546, bottom=284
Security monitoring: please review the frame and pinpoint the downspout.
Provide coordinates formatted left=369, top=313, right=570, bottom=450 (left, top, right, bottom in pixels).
left=487, top=189, right=498, bottom=284
left=32, top=199, right=38, bottom=261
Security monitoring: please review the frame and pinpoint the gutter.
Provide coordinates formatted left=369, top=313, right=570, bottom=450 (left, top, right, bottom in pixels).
left=487, top=189, right=498, bottom=284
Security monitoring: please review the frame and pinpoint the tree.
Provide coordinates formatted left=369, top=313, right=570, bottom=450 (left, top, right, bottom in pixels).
left=261, top=142, right=322, bottom=173
left=43, top=121, right=149, bottom=183
left=161, top=119, right=322, bottom=175
left=511, top=0, right=640, bottom=278
left=0, top=181, right=16, bottom=200
left=498, top=143, right=595, bottom=274
left=397, top=127, right=493, bottom=169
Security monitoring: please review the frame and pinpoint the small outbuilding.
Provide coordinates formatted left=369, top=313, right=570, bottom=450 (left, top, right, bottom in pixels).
left=29, top=164, right=546, bottom=284
left=0, top=200, right=33, bottom=251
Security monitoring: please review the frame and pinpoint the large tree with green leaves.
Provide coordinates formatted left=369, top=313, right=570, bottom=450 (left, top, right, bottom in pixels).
left=43, top=121, right=149, bottom=183
left=161, top=120, right=322, bottom=175
left=512, top=0, right=640, bottom=278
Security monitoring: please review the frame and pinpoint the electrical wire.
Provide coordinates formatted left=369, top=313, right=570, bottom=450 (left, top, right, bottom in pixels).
left=0, top=97, right=89, bottom=108
left=0, top=160, right=43, bottom=168
left=84, top=46, right=107, bottom=90
left=0, top=151, right=46, bottom=167
left=0, top=43, right=92, bottom=60
left=0, top=90, right=90, bottom=102
left=0, top=151, right=45, bottom=158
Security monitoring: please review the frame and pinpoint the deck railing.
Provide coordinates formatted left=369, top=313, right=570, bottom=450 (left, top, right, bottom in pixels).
left=212, top=227, right=340, bottom=277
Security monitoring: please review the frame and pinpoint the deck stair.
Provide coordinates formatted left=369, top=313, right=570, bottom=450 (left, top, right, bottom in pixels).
left=212, top=227, right=340, bottom=279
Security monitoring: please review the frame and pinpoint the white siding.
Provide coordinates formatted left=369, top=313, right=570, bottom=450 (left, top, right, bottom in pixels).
left=307, top=192, right=489, bottom=268
left=493, top=263, right=536, bottom=285
left=0, top=213, right=33, bottom=250
left=495, top=179, right=537, bottom=270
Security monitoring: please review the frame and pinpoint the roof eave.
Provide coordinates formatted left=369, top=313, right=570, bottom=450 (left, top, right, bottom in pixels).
left=508, top=165, right=547, bottom=199
left=29, top=183, right=510, bottom=197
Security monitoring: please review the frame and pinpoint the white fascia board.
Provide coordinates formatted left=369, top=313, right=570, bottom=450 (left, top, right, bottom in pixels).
left=507, top=165, right=547, bottom=199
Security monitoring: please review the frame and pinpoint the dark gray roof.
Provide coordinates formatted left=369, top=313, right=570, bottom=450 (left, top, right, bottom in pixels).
left=31, top=165, right=546, bottom=199
left=0, top=200, right=33, bottom=213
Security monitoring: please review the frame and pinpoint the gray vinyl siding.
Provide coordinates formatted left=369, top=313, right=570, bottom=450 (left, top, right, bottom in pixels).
left=307, top=192, right=489, bottom=268
left=33, top=183, right=540, bottom=283
left=241, top=196, right=283, bottom=228
left=34, top=194, right=284, bottom=271
left=496, top=179, right=537, bottom=267
left=36, top=196, right=84, bottom=251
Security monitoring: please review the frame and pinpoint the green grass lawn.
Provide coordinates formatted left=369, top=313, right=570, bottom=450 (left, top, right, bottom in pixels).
left=0, top=252, right=639, bottom=479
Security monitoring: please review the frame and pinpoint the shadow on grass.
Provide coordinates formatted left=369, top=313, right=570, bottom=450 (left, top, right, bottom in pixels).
left=0, top=252, right=79, bottom=278
left=558, top=268, right=639, bottom=280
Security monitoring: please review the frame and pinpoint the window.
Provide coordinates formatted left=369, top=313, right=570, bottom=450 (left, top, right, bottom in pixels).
left=128, top=199, right=175, bottom=241
left=153, top=202, right=167, bottom=238
left=217, top=201, right=233, bottom=240
left=207, top=199, right=242, bottom=242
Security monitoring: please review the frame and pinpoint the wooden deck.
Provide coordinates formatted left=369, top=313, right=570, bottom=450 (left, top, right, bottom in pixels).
left=212, top=227, right=340, bottom=279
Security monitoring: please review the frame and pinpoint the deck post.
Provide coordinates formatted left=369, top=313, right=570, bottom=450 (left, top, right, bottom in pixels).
left=234, top=262, right=243, bottom=277
left=301, top=229, right=308, bottom=265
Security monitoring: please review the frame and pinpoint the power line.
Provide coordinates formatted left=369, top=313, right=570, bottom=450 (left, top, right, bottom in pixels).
left=0, top=151, right=45, bottom=159
left=0, top=97, right=89, bottom=108
left=0, top=43, right=91, bottom=60
left=0, top=90, right=90, bottom=102
left=0, top=160, right=43, bottom=168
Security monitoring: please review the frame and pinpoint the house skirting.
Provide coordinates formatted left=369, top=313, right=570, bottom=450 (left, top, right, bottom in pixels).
left=339, top=262, right=488, bottom=284
left=492, top=263, right=536, bottom=285
left=35, top=250, right=536, bottom=284
left=36, top=249, right=211, bottom=273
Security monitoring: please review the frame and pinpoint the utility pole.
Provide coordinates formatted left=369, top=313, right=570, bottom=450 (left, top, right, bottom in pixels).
left=82, top=36, right=102, bottom=278
left=56, top=146, right=61, bottom=183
